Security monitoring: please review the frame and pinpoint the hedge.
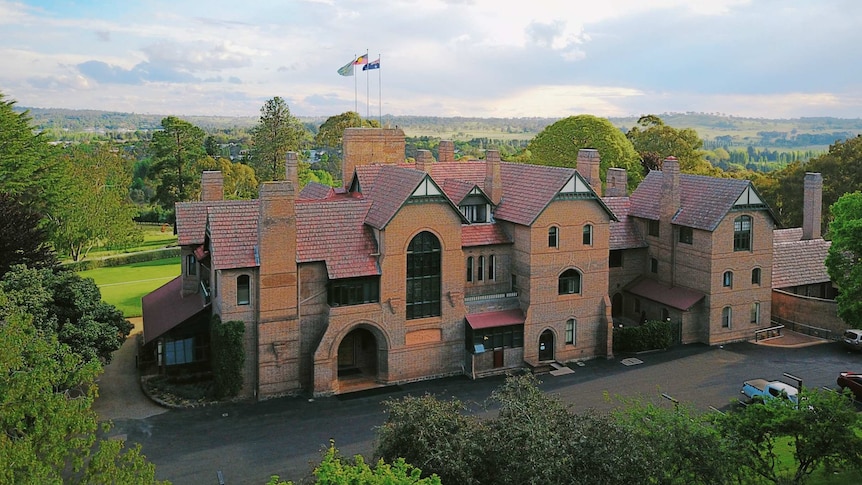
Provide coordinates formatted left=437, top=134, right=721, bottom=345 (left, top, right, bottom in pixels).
left=210, top=315, right=246, bottom=399
left=613, top=319, right=674, bottom=353
left=61, top=247, right=181, bottom=272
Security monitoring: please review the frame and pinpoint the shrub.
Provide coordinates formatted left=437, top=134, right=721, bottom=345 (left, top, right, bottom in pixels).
left=62, top=248, right=180, bottom=271
left=210, top=315, right=245, bottom=398
left=613, top=319, right=674, bottom=353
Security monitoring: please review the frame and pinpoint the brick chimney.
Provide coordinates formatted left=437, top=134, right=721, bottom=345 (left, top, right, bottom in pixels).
left=576, top=149, right=602, bottom=196
left=285, top=152, right=299, bottom=188
left=605, top=168, right=628, bottom=197
left=438, top=140, right=455, bottom=163
left=415, top=149, right=434, bottom=173
left=201, top=171, right=224, bottom=201
left=484, top=150, right=503, bottom=205
left=342, top=127, right=406, bottom=188
left=802, top=172, right=823, bottom=240
left=258, top=179, right=297, bottom=324
left=661, top=156, right=680, bottom=223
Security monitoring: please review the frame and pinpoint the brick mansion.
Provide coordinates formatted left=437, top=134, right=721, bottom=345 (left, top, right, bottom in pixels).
left=142, top=127, right=833, bottom=398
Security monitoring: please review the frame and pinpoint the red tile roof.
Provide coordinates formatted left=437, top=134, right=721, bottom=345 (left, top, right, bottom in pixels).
left=462, top=224, right=512, bottom=247
left=774, top=228, right=803, bottom=244
left=296, top=198, right=379, bottom=279
left=629, top=171, right=754, bottom=231
left=176, top=200, right=257, bottom=246
left=625, top=277, right=705, bottom=311
left=207, top=201, right=259, bottom=270
left=772, top=238, right=832, bottom=289
left=603, top=196, right=647, bottom=250
left=441, top=178, right=477, bottom=205
left=142, top=276, right=209, bottom=344
left=361, top=165, right=427, bottom=229
left=299, top=181, right=334, bottom=200
left=466, top=308, right=526, bottom=330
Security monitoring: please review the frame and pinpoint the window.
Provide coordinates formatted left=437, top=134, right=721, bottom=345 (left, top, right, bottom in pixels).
left=722, top=306, right=732, bottom=328
left=751, top=267, right=762, bottom=285
left=186, top=254, right=197, bottom=276
left=461, top=204, right=488, bottom=223
left=734, top=215, right=752, bottom=251
left=164, top=337, right=195, bottom=365
left=406, top=231, right=442, bottom=319
left=468, top=324, right=524, bottom=353
left=548, top=226, right=559, bottom=248
left=467, top=257, right=474, bottom=282
left=237, top=275, right=250, bottom=305
left=609, top=250, right=623, bottom=268
left=478, top=256, right=485, bottom=281
left=679, top=226, right=693, bottom=244
left=751, top=302, right=761, bottom=324
left=723, top=271, right=733, bottom=288
left=565, top=318, right=576, bottom=345
left=558, top=269, right=582, bottom=295
left=650, top=257, right=658, bottom=273
left=328, top=277, right=380, bottom=306
left=648, top=219, right=660, bottom=237
left=488, top=254, right=496, bottom=281
left=582, top=225, right=593, bottom=245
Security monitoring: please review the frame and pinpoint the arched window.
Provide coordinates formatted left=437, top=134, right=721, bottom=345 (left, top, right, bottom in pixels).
left=565, top=318, right=576, bottom=345
left=558, top=269, right=582, bottom=295
left=751, top=267, right=762, bottom=285
left=723, top=271, right=733, bottom=288
left=548, top=226, right=559, bottom=248
left=722, top=306, right=732, bottom=328
left=237, top=275, right=250, bottom=305
left=582, top=224, right=593, bottom=245
left=751, top=302, right=761, bottom=324
left=734, top=215, right=752, bottom=251
left=406, top=231, right=441, bottom=319
left=478, top=256, right=485, bottom=281
left=466, top=256, right=474, bottom=282
left=488, top=254, right=496, bottom=281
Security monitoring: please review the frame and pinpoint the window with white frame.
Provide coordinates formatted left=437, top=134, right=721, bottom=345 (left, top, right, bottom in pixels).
left=723, top=271, right=733, bottom=288
left=548, top=226, right=559, bottom=248
left=582, top=225, right=593, bottom=245
left=565, top=318, right=576, bottom=345
left=558, top=269, right=582, bottom=295
left=751, top=302, right=761, bottom=324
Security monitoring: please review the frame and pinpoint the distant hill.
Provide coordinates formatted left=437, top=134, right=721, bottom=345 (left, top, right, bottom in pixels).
left=15, top=106, right=862, bottom=149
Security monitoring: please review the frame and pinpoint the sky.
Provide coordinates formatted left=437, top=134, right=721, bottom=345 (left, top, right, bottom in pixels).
left=2, top=0, right=861, bottom=120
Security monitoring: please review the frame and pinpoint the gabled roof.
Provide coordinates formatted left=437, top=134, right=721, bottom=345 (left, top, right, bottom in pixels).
left=441, top=179, right=484, bottom=205
left=207, top=201, right=259, bottom=270
left=462, top=224, right=512, bottom=247
left=629, top=171, right=772, bottom=231
left=772, top=237, right=832, bottom=289
left=603, top=196, right=647, bottom=250
left=296, top=197, right=379, bottom=279
left=176, top=200, right=253, bottom=246
left=299, top=181, right=335, bottom=200
left=142, top=276, right=210, bottom=344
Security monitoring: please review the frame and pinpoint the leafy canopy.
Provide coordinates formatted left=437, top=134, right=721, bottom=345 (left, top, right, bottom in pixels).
left=825, top=191, right=862, bottom=327
left=249, top=97, right=308, bottom=182
left=149, top=116, right=207, bottom=216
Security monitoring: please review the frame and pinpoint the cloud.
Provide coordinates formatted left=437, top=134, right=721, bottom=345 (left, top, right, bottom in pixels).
left=77, top=60, right=199, bottom=84
left=96, top=30, right=110, bottom=42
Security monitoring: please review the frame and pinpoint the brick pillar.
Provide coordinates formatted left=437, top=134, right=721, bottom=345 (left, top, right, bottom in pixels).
left=661, top=157, right=680, bottom=221
left=576, top=149, right=602, bottom=196
left=605, top=168, right=628, bottom=197
left=438, top=140, right=455, bottom=163
left=802, top=172, right=822, bottom=240
left=484, top=150, right=503, bottom=205
left=415, top=149, right=434, bottom=173
left=342, top=127, right=406, bottom=187
left=285, top=152, right=299, bottom=189
left=201, top=171, right=223, bottom=201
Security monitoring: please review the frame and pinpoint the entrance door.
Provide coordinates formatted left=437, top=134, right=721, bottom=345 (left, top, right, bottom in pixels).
left=493, top=349, right=504, bottom=368
left=337, top=328, right=377, bottom=378
left=538, top=330, right=554, bottom=361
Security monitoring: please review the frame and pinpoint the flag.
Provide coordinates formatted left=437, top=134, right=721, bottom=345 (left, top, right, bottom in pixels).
left=353, top=54, right=368, bottom=65
left=337, top=59, right=355, bottom=76
left=363, top=58, right=380, bottom=71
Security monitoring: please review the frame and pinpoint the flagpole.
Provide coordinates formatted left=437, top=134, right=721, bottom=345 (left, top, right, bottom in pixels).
left=378, top=54, right=382, bottom=125
left=365, top=50, right=370, bottom=120
left=353, top=53, right=358, bottom=113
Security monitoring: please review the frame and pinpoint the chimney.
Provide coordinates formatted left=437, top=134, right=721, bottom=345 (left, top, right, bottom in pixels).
left=484, top=150, right=503, bottom=205
left=438, top=140, right=455, bottom=163
left=285, top=152, right=299, bottom=188
left=605, top=168, right=628, bottom=197
left=415, top=149, right=434, bottom=173
left=258, top=179, right=298, bottom=323
left=201, top=171, right=224, bottom=201
left=342, top=127, right=406, bottom=187
left=802, top=172, right=823, bottom=240
left=576, top=148, right=602, bottom=196
left=661, top=156, right=680, bottom=223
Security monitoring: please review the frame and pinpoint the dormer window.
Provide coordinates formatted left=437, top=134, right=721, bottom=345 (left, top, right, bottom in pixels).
left=461, top=204, right=488, bottom=223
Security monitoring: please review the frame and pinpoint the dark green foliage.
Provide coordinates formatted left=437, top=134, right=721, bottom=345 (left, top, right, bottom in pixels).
left=61, top=248, right=180, bottom=272
left=0, top=192, right=58, bottom=277
left=249, top=97, right=308, bottom=182
left=0, top=265, right=132, bottom=365
left=149, top=116, right=207, bottom=217
left=626, top=114, right=718, bottom=176
left=210, top=316, right=245, bottom=398
left=613, top=319, right=674, bottom=353
left=825, top=191, right=862, bottom=328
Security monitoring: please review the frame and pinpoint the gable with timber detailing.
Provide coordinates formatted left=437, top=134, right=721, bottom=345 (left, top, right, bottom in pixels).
left=732, top=185, right=768, bottom=210
left=555, top=172, right=595, bottom=200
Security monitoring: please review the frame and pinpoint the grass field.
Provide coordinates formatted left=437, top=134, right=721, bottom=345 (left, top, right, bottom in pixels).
left=61, top=223, right=178, bottom=262
left=79, top=256, right=180, bottom=317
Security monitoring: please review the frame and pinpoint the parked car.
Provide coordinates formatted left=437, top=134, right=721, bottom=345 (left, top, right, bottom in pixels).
left=741, top=378, right=799, bottom=404
left=843, top=329, right=862, bottom=351
left=837, top=372, right=862, bottom=401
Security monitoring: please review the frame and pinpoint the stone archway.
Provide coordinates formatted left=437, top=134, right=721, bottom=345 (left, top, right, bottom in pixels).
left=337, top=327, right=378, bottom=379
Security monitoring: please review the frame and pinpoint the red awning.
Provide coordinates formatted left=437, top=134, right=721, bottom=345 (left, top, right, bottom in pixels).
left=625, top=277, right=705, bottom=311
left=466, top=308, right=526, bottom=330
left=142, top=276, right=210, bottom=344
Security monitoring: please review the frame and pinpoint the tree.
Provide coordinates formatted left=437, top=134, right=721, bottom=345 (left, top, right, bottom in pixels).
left=50, top=144, right=141, bottom=261
left=194, top=156, right=258, bottom=200
left=149, top=116, right=207, bottom=220
left=0, top=266, right=132, bottom=365
left=525, top=114, right=643, bottom=189
left=825, top=191, right=862, bottom=327
left=0, top=192, right=58, bottom=277
left=249, top=97, right=307, bottom=182
left=0, top=301, right=164, bottom=484
left=714, top=387, right=862, bottom=484
left=625, top=115, right=718, bottom=176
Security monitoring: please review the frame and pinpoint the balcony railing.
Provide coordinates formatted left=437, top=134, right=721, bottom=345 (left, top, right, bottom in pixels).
left=464, top=291, right=518, bottom=303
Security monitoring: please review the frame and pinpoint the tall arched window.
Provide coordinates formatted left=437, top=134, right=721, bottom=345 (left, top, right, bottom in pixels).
left=237, top=275, right=250, bottom=305
left=722, top=306, right=732, bottom=328
left=478, top=256, right=485, bottom=281
left=751, top=267, right=762, bottom=285
left=565, top=318, right=576, bottom=345
left=466, top=256, right=474, bottom=282
left=734, top=215, right=752, bottom=251
left=582, top=224, right=593, bottom=245
left=406, top=231, right=441, bottom=319
left=558, top=269, right=582, bottom=295
left=548, top=226, right=559, bottom=248
left=723, top=271, right=733, bottom=288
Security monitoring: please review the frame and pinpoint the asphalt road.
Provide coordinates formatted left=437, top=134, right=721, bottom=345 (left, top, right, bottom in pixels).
left=108, top=340, right=862, bottom=485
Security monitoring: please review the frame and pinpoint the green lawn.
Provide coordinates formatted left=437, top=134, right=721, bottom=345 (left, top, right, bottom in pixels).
left=79, top=257, right=181, bottom=317
left=61, top=223, right=178, bottom=262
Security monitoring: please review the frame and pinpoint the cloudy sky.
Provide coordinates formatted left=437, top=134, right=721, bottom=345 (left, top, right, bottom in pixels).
left=2, top=0, right=860, bottom=119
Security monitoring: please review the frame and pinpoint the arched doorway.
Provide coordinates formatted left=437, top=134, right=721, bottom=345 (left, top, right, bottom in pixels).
left=612, top=292, right=623, bottom=318
left=538, top=330, right=555, bottom=362
left=337, top=328, right=378, bottom=378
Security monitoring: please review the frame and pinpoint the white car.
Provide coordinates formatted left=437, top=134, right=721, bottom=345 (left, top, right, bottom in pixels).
left=843, top=329, right=862, bottom=352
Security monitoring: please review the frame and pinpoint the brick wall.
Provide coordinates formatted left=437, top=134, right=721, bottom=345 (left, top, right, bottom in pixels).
left=342, top=128, right=406, bottom=184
